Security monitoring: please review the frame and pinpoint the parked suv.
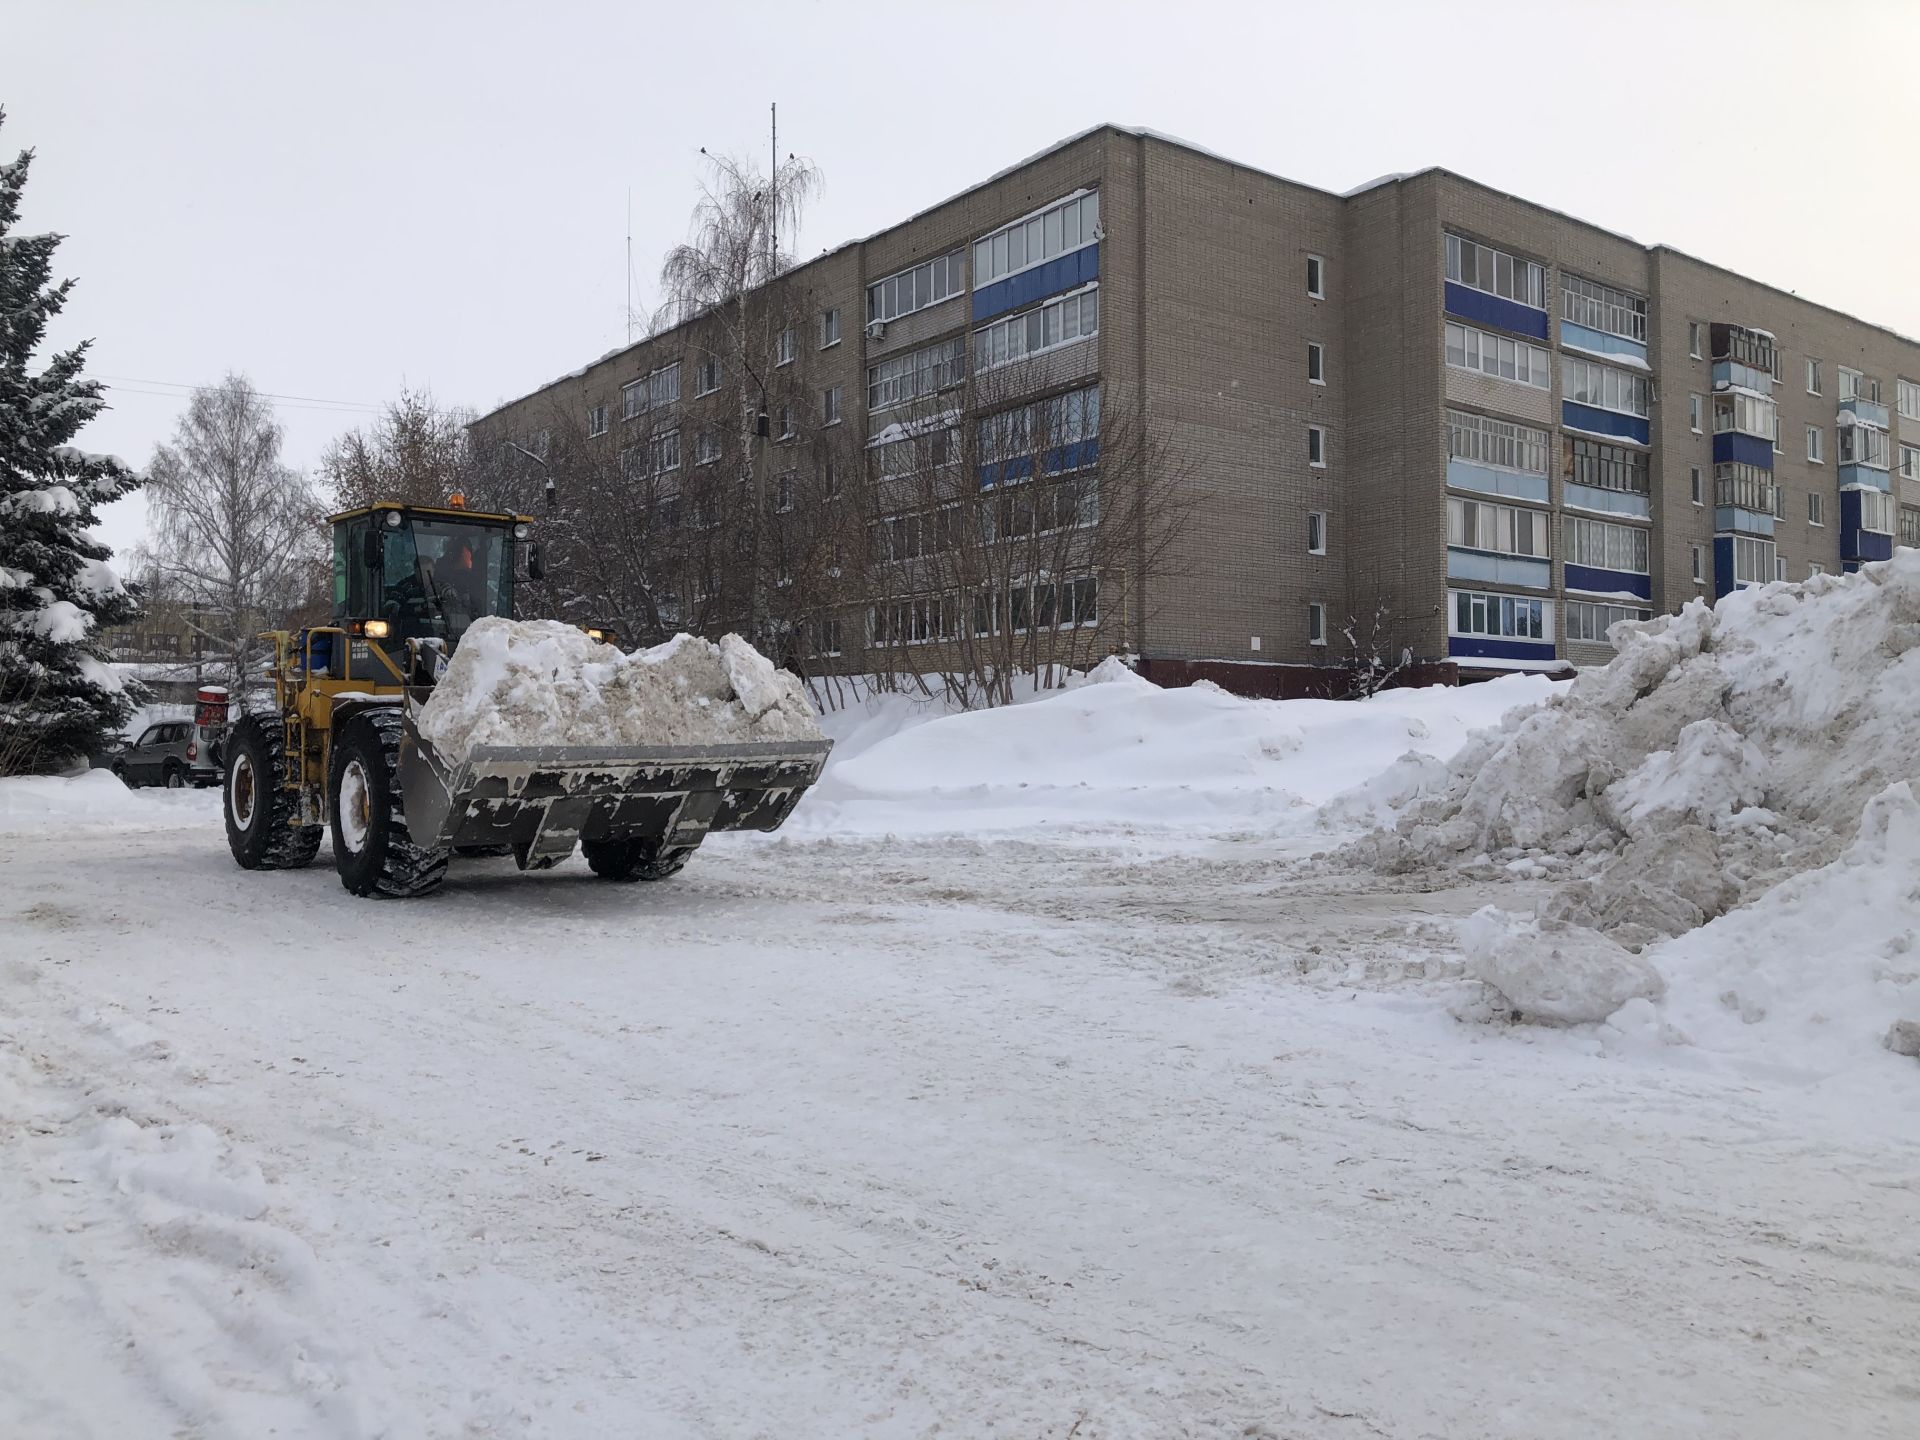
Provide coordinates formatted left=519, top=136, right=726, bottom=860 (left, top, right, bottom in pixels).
left=94, top=720, right=220, bottom=789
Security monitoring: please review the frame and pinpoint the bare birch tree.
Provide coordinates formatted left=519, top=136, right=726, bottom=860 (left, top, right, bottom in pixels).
left=143, top=375, right=321, bottom=687
left=321, top=386, right=474, bottom=511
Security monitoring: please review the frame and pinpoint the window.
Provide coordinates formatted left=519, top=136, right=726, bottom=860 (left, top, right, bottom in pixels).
left=585, top=404, right=608, bottom=438
left=1807, top=359, right=1823, bottom=395
left=622, top=378, right=644, bottom=421
left=1690, top=544, right=1705, bottom=583
left=1809, top=492, right=1824, bottom=526
left=1807, top=426, right=1824, bottom=463
left=1901, top=443, right=1920, bottom=480
left=1688, top=322, right=1703, bottom=359
left=868, top=336, right=966, bottom=412
left=696, top=357, right=721, bottom=396
left=1565, top=431, right=1649, bottom=498
left=1774, top=554, right=1788, bottom=583
left=1561, top=274, right=1647, bottom=344
left=1307, top=342, right=1325, bottom=384
left=1689, top=465, right=1703, bottom=505
left=1774, top=412, right=1784, bottom=454
left=1306, top=253, right=1324, bottom=299
left=1562, top=356, right=1651, bottom=417
left=1449, top=590, right=1549, bottom=640
left=1715, top=462, right=1777, bottom=513
left=977, top=385, right=1100, bottom=472
left=1450, top=410, right=1550, bottom=475
left=695, top=429, right=720, bottom=466
left=1689, top=394, right=1704, bottom=433
left=822, top=386, right=842, bottom=426
left=624, top=362, right=681, bottom=420
left=1307, top=511, right=1326, bottom=554
left=1838, top=367, right=1880, bottom=404
left=1308, top=425, right=1326, bottom=467
left=820, top=308, right=840, bottom=349
left=775, top=329, right=795, bottom=367
left=1449, top=496, right=1548, bottom=557
left=973, top=285, right=1099, bottom=371
left=1900, top=379, right=1920, bottom=420
left=1903, top=507, right=1920, bottom=547
left=1445, top=233, right=1547, bottom=309
left=1712, top=390, right=1777, bottom=438
left=1308, top=602, right=1326, bottom=646
left=868, top=250, right=967, bottom=325
left=973, top=192, right=1099, bottom=289
left=649, top=428, right=681, bottom=475
left=1712, top=324, right=1776, bottom=374
left=1564, top=515, right=1649, bottom=573
left=778, top=403, right=795, bottom=440
left=1771, top=485, right=1787, bottom=521
left=775, top=474, right=795, bottom=513
left=1566, top=600, right=1650, bottom=643
left=1838, top=424, right=1890, bottom=469
left=1732, top=535, right=1776, bottom=586
left=1809, top=561, right=1827, bottom=577
left=1445, top=322, right=1550, bottom=388
left=823, top=458, right=841, bottom=499
left=1858, top=487, right=1896, bottom=535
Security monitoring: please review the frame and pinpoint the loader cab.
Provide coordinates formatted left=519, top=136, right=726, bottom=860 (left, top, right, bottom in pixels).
left=331, top=503, right=530, bottom=648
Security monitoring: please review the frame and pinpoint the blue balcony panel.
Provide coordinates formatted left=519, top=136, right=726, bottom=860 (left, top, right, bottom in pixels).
left=1562, top=401, right=1650, bottom=446
left=978, top=436, right=1099, bottom=489
left=1560, top=320, right=1648, bottom=367
left=971, top=245, right=1099, bottom=323
left=1564, top=564, right=1652, bottom=601
left=1448, top=635, right=1558, bottom=663
left=1840, top=397, right=1891, bottom=429
left=1712, top=431, right=1774, bottom=468
left=1563, top=481, right=1650, bottom=518
left=1445, top=458, right=1550, bottom=504
left=1837, top=463, right=1891, bottom=491
left=1445, top=549, right=1552, bottom=589
left=1444, top=282, right=1550, bottom=341
left=1840, top=489, right=1896, bottom=563
left=1714, top=506, right=1775, bottom=537
left=1713, top=536, right=1736, bottom=600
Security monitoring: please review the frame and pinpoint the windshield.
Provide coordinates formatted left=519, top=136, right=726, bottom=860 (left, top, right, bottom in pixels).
left=337, top=516, right=515, bottom=644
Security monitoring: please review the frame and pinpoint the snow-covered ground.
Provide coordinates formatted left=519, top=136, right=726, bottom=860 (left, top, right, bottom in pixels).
left=4, top=662, right=1919, bottom=1439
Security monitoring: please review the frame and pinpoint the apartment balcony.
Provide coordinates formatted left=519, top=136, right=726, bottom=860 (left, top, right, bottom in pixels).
left=1563, top=479, right=1651, bottom=519
left=1711, top=360, right=1774, bottom=394
left=1839, top=395, right=1891, bottom=430
left=1714, top=471, right=1776, bottom=537
left=1445, top=548, right=1552, bottom=589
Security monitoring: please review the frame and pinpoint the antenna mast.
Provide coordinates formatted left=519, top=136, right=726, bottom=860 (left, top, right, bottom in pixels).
left=626, top=188, right=633, bottom=345
left=769, top=101, right=778, bottom=278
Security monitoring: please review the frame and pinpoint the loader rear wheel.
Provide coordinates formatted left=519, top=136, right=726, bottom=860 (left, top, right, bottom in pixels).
left=224, top=717, right=323, bottom=871
left=329, top=711, right=449, bottom=899
left=581, top=837, right=693, bottom=883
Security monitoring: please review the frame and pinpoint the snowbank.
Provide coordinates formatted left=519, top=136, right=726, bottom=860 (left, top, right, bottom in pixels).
left=790, top=669, right=1556, bottom=839
left=1462, top=907, right=1664, bottom=1024
left=1355, top=555, right=1920, bottom=947
left=416, top=621, right=822, bottom=762
left=0, top=770, right=217, bottom=833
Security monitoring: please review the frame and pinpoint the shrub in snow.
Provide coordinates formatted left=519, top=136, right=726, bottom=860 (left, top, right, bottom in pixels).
left=1352, top=555, right=1920, bottom=947
left=1460, top=907, right=1664, bottom=1025
left=0, top=112, right=142, bottom=774
left=416, top=619, right=821, bottom=763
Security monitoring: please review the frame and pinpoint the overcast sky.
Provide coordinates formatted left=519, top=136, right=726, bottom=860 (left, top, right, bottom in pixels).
left=9, top=0, right=1918, bottom=558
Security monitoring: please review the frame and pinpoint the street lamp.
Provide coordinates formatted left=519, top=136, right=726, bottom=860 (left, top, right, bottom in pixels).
left=505, top=441, right=557, bottom=510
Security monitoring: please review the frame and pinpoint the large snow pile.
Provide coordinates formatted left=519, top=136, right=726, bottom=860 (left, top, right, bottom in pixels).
left=0, top=770, right=217, bottom=833
left=1354, top=555, right=1920, bottom=948
left=417, top=620, right=822, bottom=762
left=791, top=665, right=1555, bottom=839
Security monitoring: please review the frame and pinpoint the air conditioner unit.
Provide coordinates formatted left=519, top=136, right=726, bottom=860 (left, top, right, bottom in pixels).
left=866, top=319, right=887, bottom=341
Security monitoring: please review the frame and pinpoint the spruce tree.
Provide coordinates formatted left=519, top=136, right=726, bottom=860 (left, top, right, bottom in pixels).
left=0, top=106, right=142, bottom=775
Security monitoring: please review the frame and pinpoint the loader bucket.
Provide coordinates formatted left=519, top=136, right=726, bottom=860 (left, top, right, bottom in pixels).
left=396, top=710, right=832, bottom=870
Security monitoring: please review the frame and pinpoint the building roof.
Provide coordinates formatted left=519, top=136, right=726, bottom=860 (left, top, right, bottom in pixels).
left=472, top=124, right=1918, bottom=428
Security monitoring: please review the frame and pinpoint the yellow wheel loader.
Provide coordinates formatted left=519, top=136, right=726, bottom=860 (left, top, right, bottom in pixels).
left=223, top=500, right=830, bottom=898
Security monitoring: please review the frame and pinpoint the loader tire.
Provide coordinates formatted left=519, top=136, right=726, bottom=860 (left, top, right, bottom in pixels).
left=329, top=711, right=448, bottom=899
left=224, top=716, right=323, bottom=871
left=581, top=837, right=693, bottom=883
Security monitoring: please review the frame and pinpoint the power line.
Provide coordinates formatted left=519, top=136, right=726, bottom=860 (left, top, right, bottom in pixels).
left=92, top=374, right=384, bottom=414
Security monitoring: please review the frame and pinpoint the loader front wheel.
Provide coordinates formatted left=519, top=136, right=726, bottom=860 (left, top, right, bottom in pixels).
left=224, top=717, right=323, bottom=871
left=581, top=837, right=693, bottom=883
left=329, top=712, right=448, bottom=899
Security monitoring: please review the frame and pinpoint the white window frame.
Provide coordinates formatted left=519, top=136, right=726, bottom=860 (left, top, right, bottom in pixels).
left=1901, top=442, right=1920, bottom=481
left=695, top=429, right=720, bottom=466
left=1809, top=561, right=1826, bottom=577
left=973, top=193, right=1099, bottom=290
left=1688, top=321, right=1703, bottom=360
left=868, top=336, right=967, bottom=413
left=1858, top=487, right=1896, bottom=536
left=1448, top=589, right=1551, bottom=641
left=1445, top=233, right=1548, bottom=310
left=1307, top=511, right=1326, bottom=555
left=1899, top=378, right=1920, bottom=421
left=1732, top=535, right=1776, bottom=586
left=1689, top=393, right=1703, bottom=433
left=1809, top=491, right=1824, bottom=526
left=1447, top=409, right=1549, bottom=475
left=775, top=473, right=796, bottom=514
left=621, top=378, right=645, bottom=421
left=820, top=308, right=840, bottom=349
left=1308, top=425, right=1327, bottom=468
left=1306, top=254, right=1324, bottom=299
left=1565, top=599, right=1650, bottom=643
left=1806, top=425, right=1824, bottom=464
left=1446, top=322, right=1551, bottom=389
left=1307, top=342, right=1325, bottom=385
left=778, top=403, right=795, bottom=441
left=1562, top=355, right=1651, bottom=418
left=1560, top=273, right=1648, bottom=344
left=649, top=428, right=681, bottom=475
left=822, top=386, right=842, bottom=427
left=1563, top=515, right=1649, bottom=574
left=1712, top=390, right=1777, bottom=439
left=1690, top=544, right=1705, bottom=583
left=1774, top=554, right=1787, bottom=583
left=1807, top=358, right=1822, bottom=395
left=973, top=284, right=1099, bottom=373
left=1689, top=465, right=1703, bottom=505
left=586, top=403, right=608, bottom=438
left=1838, top=424, right=1890, bottom=469
left=1308, top=601, right=1326, bottom=646
left=868, top=250, right=967, bottom=325
left=1450, top=496, right=1549, bottom=559
left=695, top=357, right=721, bottom=396
left=775, top=328, right=795, bottom=368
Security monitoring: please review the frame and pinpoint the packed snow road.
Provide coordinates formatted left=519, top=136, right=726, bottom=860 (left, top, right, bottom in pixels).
left=4, top=795, right=1916, bottom=1439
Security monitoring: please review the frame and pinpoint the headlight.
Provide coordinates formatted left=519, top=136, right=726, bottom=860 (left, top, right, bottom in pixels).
left=363, top=619, right=391, bottom=638
left=384, top=510, right=403, bottom=529
left=584, top=628, right=605, bottom=641
left=513, top=523, right=530, bottom=539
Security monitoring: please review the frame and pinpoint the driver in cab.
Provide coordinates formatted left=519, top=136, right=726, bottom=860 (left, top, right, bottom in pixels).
left=431, top=538, right=486, bottom=632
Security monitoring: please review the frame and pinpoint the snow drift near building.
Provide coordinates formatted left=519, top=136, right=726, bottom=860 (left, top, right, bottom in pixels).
left=416, top=620, right=821, bottom=763
left=1353, top=554, right=1920, bottom=951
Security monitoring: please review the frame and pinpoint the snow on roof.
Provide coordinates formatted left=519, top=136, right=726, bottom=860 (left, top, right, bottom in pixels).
left=1342, top=171, right=1422, bottom=198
